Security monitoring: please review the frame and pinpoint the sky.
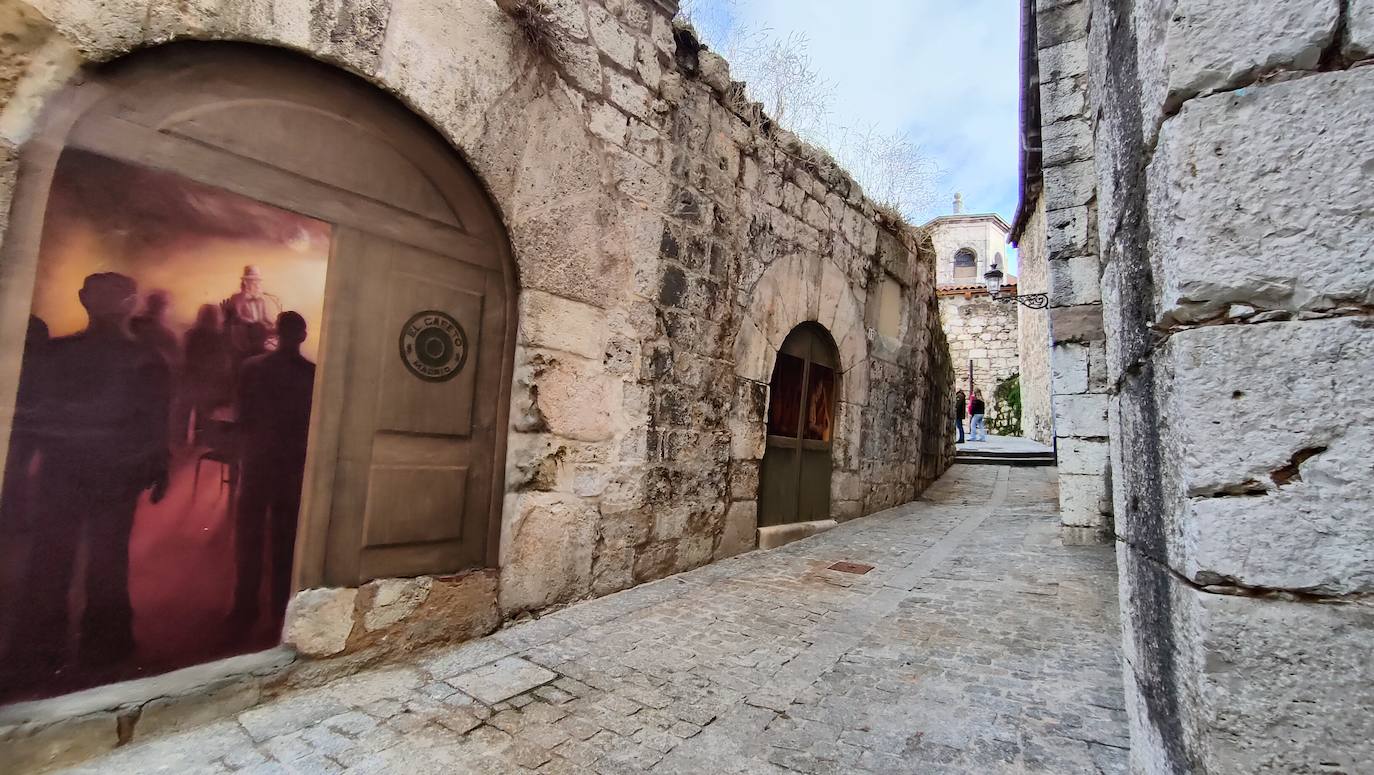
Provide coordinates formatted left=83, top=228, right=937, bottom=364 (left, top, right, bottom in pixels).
left=683, top=0, right=1022, bottom=261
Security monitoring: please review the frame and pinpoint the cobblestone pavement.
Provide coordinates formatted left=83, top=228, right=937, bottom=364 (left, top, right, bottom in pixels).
left=59, top=465, right=1128, bottom=774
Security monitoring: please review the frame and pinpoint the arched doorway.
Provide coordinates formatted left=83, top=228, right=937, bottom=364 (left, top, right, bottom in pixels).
left=759, top=323, right=839, bottom=527
left=0, top=44, right=516, bottom=702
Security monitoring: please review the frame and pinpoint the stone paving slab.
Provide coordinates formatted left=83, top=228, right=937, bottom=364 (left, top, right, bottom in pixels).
left=51, top=465, right=1128, bottom=774
left=450, top=658, right=558, bottom=704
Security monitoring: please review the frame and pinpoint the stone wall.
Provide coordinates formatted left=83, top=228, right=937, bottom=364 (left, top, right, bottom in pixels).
left=0, top=0, right=954, bottom=761
left=937, top=291, right=1020, bottom=429
left=1027, top=0, right=1112, bottom=538
left=1085, top=0, right=1374, bottom=772
left=1014, top=199, right=1053, bottom=445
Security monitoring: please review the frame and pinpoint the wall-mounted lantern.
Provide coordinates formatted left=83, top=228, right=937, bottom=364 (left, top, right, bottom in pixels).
left=983, top=263, right=1049, bottom=309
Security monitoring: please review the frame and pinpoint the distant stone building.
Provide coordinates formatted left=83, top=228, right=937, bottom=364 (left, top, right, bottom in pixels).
left=0, top=0, right=956, bottom=766
left=925, top=198, right=1050, bottom=437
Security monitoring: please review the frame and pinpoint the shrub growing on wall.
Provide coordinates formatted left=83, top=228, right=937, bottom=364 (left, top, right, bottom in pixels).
left=990, top=373, right=1021, bottom=437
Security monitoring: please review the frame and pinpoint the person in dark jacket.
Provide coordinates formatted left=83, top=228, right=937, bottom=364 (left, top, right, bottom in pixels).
left=953, top=390, right=966, bottom=443
left=970, top=389, right=988, bottom=442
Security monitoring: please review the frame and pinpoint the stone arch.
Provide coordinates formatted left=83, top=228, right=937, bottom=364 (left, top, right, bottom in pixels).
left=0, top=41, right=523, bottom=700
left=721, top=253, right=868, bottom=556
left=2, top=2, right=659, bottom=606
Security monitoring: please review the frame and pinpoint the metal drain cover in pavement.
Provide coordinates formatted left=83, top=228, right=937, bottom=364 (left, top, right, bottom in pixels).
left=828, top=561, right=874, bottom=574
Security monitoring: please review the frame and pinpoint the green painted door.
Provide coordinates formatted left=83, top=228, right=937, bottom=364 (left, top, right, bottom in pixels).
left=758, top=324, right=838, bottom=527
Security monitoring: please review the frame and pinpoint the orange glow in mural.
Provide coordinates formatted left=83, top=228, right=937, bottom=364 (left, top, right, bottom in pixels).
left=0, top=150, right=330, bottom=702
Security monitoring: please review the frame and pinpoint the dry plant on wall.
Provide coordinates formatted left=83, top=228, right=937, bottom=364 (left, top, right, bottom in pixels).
left=498, top=0, right=557, bottom=60
left=677, top=0, right=942, bottom=224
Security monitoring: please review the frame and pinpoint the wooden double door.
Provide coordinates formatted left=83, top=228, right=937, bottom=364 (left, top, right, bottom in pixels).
left=5, top=44, right=516, bottom=593
left=759, top=324, right=838, bottom=527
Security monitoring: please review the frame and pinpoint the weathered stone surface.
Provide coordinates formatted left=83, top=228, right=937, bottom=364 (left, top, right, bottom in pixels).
left=756, top=519, right=836, bottom=550
left=1159, top=0, right=1339, bottom=102
left=1058, top=472, right=1108, bottom=527
left=499, top=494, right=598, bottom=613
left=1056, top=436, right=1109, bottom=477
left=1150, top=318, right=1374, bottom=593
left=360, top=577, right=434, bottom=632
left=714, top=499, right=756, bottom=559
left=448, top=656, right=557, bottom=704
left=1148, top=69, right=1374, bottom=324
left=1052, top=392, right=1107, bottom=439
left=1119, top=550, right=1374, bottom=775
left=519, top=290, right=609, bottom=359
left=0, top=714, right=117, bottom=774
left=1349, top=0, right=1374, bottom=58
left=1014, top=200, right=1054, bottom=445
left=283, top=588, right=358, bottom=658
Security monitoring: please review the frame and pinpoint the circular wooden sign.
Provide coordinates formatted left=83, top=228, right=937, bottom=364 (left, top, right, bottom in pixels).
left=400, top=310, right=468, bottom=382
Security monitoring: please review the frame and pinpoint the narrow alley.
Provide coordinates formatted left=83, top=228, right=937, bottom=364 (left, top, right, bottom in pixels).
left=57, top=465, right=1128, bottom=775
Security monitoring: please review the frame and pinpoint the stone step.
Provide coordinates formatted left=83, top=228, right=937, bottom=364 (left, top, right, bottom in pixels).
left=954, top=453, right=1056, bottom=467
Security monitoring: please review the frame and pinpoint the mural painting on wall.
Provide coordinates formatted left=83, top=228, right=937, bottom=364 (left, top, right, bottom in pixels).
left=0, top=150, right=329, bottom=702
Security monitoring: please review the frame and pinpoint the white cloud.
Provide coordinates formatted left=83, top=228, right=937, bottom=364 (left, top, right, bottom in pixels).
left=684, top=0, right=1021, bottom=264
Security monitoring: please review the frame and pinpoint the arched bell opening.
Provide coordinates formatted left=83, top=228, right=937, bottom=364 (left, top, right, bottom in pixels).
left=0, top=43, right=517, bottom=703
left=758, top=322, right=841, bottom=527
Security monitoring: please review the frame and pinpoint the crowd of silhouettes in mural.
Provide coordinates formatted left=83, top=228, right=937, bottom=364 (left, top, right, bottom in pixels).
left=0, top=266, right=315, bottom=689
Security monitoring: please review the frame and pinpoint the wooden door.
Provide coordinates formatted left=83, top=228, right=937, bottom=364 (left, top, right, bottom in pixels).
left=322, top=230, right=506, bottom=583
left=759, top=324, right=838, bottom=527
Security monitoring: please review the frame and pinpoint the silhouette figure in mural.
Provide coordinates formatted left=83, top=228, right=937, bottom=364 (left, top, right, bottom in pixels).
left=131, top=289, right=180, bottom=371
left=15, top=273, right=171, bottom=675
left=223, top=265, right=280, bottom=375
left=230, top=311, right=315, bottom=630
left=178, top=303, right=232, bottom=445
left=0, top=316, right=50, bottom=532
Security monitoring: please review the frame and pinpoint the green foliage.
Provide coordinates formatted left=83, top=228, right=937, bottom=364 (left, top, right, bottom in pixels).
left=989, top=373, right=1022, bottom=437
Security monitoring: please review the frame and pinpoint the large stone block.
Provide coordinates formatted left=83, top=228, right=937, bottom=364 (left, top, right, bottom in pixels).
left=1048, top=253, right=1101, bottom=307
left=715, top=500, right=757, bottom=560
left=1053, top=392, right=1108, bottom=438
left=1042, top=159, right=1095, bottom=211
left=1147, top=68, right=1374, bottom=324
left=534, top=355, right=621, bottom=442
left=1118, top=552, right=1374, bottom=774
left=1057, top=436, right=1109, bottom=476
left=1349, top=0, right=1374, bottom=57
left=519, top=289, right=609, bottom=359
left=499, top=493, right=597, bottom=613
left=1041, top=116, right=1092, bottom=168
left=1058, top=472, right=1108, bottom=527
left=1038, top=36, right=1089, bottom=82
left=283, top=588, right=358, bottom=657
left=1154, top=318, right=1374, bottom=593
left=1160, top=0, right=1338, bottom=103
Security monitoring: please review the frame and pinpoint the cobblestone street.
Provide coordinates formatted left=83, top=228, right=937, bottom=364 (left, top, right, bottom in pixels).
left=59, top=465, right=1127, bottom=774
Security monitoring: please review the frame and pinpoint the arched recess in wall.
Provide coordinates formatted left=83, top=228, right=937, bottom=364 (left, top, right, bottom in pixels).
left=759, top=322, right=840, bottom=527
left=953, top=248, right=977, bottom=279
left=0, top=43, right=517, bottom=702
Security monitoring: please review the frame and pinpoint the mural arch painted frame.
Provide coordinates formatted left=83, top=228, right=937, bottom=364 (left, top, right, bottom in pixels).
left=0, top=43, right=518, bottom=702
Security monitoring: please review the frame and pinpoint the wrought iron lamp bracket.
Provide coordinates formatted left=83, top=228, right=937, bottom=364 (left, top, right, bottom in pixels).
left=994, top=293, right=1049, bottom=309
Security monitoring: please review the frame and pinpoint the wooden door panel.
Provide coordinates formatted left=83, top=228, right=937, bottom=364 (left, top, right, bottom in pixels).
left=375, top=269, right=484, bottom=436
left=326, top=228, right=501, bottom=583
left=362, top=464, right=468, bottom=547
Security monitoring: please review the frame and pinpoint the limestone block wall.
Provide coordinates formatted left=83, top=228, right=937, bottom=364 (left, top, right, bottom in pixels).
left=1015, top=199, right=1053, bottom=445
left=1034, top=0, right=1112, bottom=536
left=1087, top=0, right=1374, bottom=772
left=937, top=291, right=1019, bottom=428
left=0, top=0, right=954, bottom=757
